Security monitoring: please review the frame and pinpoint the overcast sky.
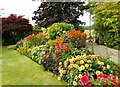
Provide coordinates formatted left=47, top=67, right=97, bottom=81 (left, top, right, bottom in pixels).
left=0, top=0, right=93, bottom=26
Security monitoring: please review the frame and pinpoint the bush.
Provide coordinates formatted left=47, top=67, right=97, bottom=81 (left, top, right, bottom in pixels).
left=47, top=22, right=74, bottom=40
left=2, top=14, right=32, bottom=45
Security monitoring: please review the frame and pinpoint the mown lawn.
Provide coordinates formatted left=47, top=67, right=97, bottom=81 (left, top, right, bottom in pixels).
left=2, top=46, right=67, bottom=85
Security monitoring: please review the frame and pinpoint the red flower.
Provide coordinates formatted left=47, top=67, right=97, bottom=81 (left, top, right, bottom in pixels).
left=116, top=83, right=120, bottom=87
left=109, top=76, right=116, bottom=84
left=64, top=48, right=70, bottom=52
left=80, top=74, right=89, bottom=85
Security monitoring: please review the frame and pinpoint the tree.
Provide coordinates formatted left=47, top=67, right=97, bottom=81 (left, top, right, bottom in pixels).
left=32, top=1, right=88, bottom=29
left=2, top=14, right=32, bottom=45
left=87, top=2, right=120, bottom=50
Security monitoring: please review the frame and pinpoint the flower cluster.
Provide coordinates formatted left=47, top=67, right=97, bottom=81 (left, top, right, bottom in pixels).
left=67, top=30, right=87, bottom=40
left=57, top=54, right=114, bottom=86
left=46, top=37, right=64, bottom=46
left=54, top=43, right=70, bottom=55
left=26, top=34, right=37, bottom=41
left=97, top=73, right=120, bottom=86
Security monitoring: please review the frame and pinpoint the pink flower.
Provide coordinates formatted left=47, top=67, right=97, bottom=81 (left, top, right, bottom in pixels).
left=53, top=51, right=58, bottom=55
left=62, top=43, right=69, bottom=48
left=80, top=74, right=89, bottom=85
left=56, top=44, right=61, bottom=50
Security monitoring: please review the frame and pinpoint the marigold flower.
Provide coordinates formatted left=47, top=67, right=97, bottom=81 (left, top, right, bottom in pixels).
left=103, top=66, right=106, bottom=70
left=76, top=55, right=81, bottom=60
left=80, top=60, right=84, bottom=65
left=87, top=60, right=91, bottom=63
left=73, top=81, right=78, bottom=86
left=100, top=62, right=104, bottom=66
left=63, top=70, right=67, bottom=74
left=78, top=74, right=83, bottom=78
left=75, top=75, right=79, bottom=81
left=59, top=62, right=62, bottom=65
left=85, top=64, right=89, bottom=68
left=64, top=61, right=68, bottom=67
left=58, top=67, right=61, bottom=71
left=81, top=65, right=85, bottom=70
left=96, top=71, right=101, bottom=75
left=107, top=65, right=110, bottom=69
left=58, top=77, right=61, bottom=80
left=78, top=67, right=83, bottom=71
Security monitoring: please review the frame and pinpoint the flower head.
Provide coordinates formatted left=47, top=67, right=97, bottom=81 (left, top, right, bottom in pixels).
left=80, top=74, right=89, bottom=85
left=73, top=81, right=78, bottom=86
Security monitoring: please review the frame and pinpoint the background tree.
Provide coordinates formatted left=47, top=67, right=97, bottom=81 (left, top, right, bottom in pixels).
left=32, top=1, right=88, bottom=29
left=2, top=14, right=32, bottom=45
left=87, top=2, right=120, bottom=50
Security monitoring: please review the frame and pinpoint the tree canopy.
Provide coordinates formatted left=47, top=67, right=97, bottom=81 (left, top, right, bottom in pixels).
left=32, top=2, right=88, bottom=29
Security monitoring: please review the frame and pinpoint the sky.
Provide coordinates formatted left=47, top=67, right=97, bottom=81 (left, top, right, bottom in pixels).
left=0, top=0, right=93, bottom=26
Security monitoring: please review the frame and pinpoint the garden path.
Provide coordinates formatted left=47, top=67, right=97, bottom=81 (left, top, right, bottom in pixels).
left=87, top=43, right=120, bottom=64
left=2, top=46, right=67, bottom=85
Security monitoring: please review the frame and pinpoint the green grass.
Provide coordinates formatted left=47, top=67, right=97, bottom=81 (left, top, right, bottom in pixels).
left=2, top=46, right=67, bottom=85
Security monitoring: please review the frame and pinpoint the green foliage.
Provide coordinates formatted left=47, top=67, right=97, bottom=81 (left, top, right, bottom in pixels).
left=47, top=22, right=74, bottom=39
left=78, top=25, right=84, bottom=32
left=33, top=25, right=42, bottom=31
left=88, top=2, right=119, bottom=50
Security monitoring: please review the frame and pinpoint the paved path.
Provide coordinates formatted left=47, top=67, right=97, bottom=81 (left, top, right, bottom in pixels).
left=87, top=43, right=120, bottom=64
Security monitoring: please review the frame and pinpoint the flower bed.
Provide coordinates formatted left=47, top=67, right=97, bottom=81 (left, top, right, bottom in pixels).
left=16, top=22, right=120, bottom=86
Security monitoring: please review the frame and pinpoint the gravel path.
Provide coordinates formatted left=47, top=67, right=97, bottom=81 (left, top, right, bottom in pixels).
left=87, top=43, right=120, bottom=64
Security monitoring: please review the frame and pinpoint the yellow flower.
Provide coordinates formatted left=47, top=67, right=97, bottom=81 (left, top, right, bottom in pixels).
left=63, top=70, right=67, bottom=74
left=64, top=61, right=68, bottom=67
left=82, top=54, right=87, bottom=59
left=87, top=60, right=91, bottom=63
left=68, top=64, right=73, bottom=70
left=103, top=66, right=106, bottom=70
left=58, top=77, right=61, bottom=80
left=100, top=62, right=104, bottom=66
left=96, top=71, right=101, bottom=75
left=60, top=73, right=63, bottom=77
left=97, top=61, right=101, bottom=65
left=85, top=64, right=89, bottom=68
left=73, top=64, right=79, bottom=68
left=107, top=65, right=110, bottom=69
left=90, top=64, right=92, bottom=67
left=58, top=67, right=61, bottom=70
left=75, top=75, right=79, bottom=81
left=59, top=62, right=62, bottom=65
left=81, top=65, right=85, bottom=70
left=78, top=74, right=82, bottom=78
left=73, top=81, right=78, bottom=86
left=80, top=60, right=84, bottom=65
left=59, top=70, right=63, bottom=74
left=78, top=67, right=82, bottom=71
left=76, top=55, right=81, bottom=60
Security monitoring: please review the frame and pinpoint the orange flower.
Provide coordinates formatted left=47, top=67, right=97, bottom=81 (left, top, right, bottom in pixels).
left=67, top=30, right=86, bottom=40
